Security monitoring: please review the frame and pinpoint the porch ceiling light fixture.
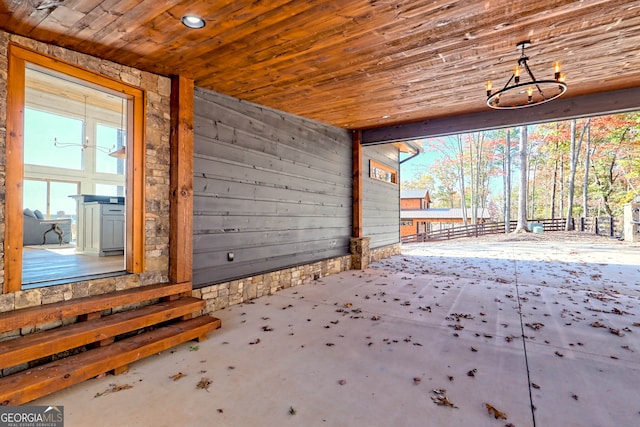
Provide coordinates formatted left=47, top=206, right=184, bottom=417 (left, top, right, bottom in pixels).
left=181, top=15, right=206, bottom=29
left=485, top=41, right=567, bottom=109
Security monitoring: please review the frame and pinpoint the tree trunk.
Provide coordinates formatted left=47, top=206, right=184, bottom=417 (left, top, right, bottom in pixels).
left=504, top=130, right=512, bottom=232
left=456, top=135, right=468, bottom=226
left=582, top=124, right=591, bottom=217
left=515, top=126, right=529, bottom=232
left=550, top=155, right=558, bottom=217
left=566, top=119, right=589, bottom=231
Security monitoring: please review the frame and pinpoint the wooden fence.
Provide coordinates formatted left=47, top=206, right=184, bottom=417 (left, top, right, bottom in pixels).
left=401, top=217, right=621, bottom=243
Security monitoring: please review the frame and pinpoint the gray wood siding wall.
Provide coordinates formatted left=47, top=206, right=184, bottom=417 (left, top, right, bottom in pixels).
left=193, top=88, right=352, bottom=287
left=363, top=145, right=401, bottom=248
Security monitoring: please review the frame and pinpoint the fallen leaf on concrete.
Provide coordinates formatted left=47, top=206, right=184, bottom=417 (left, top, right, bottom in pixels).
left=289, top=406, right=297, bottom=415
left=467, top=369, right=477, bottom=377
left=531, top=383, right=541, bottom=389
left=371, top=315, right=381, bottom=321
left=591, top=321, right=607, bottom=328
left=555, top=351, right=564, bottom=357
left=471, top=347, right=478, bottom=352
left=344, top=303, right=353, bottom=308
left=526, top=322, right=544, bottom=330
left=338, top=379, right=347, bottom=385
left=485, top=403, right=507, bottom=419
left=571, top=393, right=579, bottom=400
left=249, top=338, right=261, bottom=345
left=326, top=342, right=335, bottom=347
left=94, top=383, right=132, bottom=398
left=609, top=328, right=625, bottom=337
left=189, top=345, right=199, bottom=351
left=431, top=389, right=458, bottom=408
left=413, top=377, right=421, bottom=384
left=170, top=372, right=185, bottom=381
left=196, top=377, right=211, bottom=391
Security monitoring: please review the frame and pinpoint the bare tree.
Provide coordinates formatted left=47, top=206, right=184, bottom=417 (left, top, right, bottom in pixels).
left=503, top=130, right=512, bottom=232
left=565, top=119, right=590, bottom=230
left=582, top=124, right=591, bottom=217
left=515, top=126, right=529, bottom=232
left=456, top=135, right=468, bottom=226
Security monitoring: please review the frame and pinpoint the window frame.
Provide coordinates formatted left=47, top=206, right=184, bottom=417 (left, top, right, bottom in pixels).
left=369, top=159, right=398, bottom=185
left=4, top=43, right=146, bottom=293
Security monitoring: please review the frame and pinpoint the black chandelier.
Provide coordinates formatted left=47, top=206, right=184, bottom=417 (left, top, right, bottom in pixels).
left=486, top=41, right=567, bottom=109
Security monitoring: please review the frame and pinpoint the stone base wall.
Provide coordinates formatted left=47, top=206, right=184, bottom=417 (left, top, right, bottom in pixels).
left=370, top=243, right=401, bottom=262
left=193, top=255, right=352, bottom=315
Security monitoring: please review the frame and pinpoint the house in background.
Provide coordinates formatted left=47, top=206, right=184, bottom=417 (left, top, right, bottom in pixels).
left=401, top=208, right=492, bottom=238
left=400, top=189, right=431, bottom=210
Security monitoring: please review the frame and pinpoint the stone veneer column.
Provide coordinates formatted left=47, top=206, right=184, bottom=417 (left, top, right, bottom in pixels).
left=350, top=237, right=371, bottom=270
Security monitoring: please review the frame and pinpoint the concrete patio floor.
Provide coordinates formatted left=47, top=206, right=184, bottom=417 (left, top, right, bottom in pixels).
left=32, top=233, right=640, bottom=426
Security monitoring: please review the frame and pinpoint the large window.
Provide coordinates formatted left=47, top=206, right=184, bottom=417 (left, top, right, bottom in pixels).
left=4, top=44, right=145, bottom=293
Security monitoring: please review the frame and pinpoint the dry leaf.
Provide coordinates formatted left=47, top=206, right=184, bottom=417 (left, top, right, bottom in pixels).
left=196, top=377, right=212, bottom=391
left=94, top=383, right=132, bottom=398
left=467, top=368, right=477, bottom=377
left=431, top=389, right=458, bottom=408
left=555, top=351, right=564, bottom=357
left=249, top=338, right=261, bottom=345
left=485, top=403, right=507, bottom=420
left=609, top=327, right=625, bottom=337
left=170, top=372, right=185, bottom=381
left=526, top=322, right=544, bottom=330
left=261, top=325, right=274, bottom=332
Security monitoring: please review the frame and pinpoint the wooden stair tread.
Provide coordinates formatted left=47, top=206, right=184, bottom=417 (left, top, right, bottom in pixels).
left=0, top=297, right=205, bottom=371
left=0, top=315, right=221, bottom=406
left=0, top=282, right=192, bottom=333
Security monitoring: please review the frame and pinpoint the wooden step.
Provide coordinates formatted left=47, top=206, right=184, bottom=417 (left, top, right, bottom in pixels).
left=0, top=297, right=205, bottom=371
left=0, top=282, right=192, bottom=333
left=0, top=315, right=221, bottom=406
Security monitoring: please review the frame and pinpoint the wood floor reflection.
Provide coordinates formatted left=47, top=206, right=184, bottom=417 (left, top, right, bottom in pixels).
left=22, top=245, right=124, bottom=287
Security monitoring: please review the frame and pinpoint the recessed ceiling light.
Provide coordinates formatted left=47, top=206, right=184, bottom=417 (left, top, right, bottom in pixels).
left=181, top=15, right=206, bottom=29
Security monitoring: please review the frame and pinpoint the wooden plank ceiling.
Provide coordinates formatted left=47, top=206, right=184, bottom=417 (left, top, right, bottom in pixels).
left=1, top=0, right=639, bottom=130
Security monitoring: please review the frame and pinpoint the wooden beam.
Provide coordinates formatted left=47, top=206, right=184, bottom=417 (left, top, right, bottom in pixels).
left=169, top=75, right=194, bottom=284
left=361, top=87, right=640, bottom=144
left=352, top=130, right=363, bottom=238
left=4, top=45, right=26, bottom=293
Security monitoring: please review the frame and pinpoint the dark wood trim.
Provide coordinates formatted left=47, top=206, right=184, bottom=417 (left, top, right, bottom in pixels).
left=352, top=130, right=363, bottom=238
left=169, top=75, right=194, bottom=284
left=361, top=87, right=640, bottom=144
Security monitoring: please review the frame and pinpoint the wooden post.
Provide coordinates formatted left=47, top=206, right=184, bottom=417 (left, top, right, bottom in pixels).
left=169, top=76, right=194, bottom=284
left=352, top=131, right=363, bottom=238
